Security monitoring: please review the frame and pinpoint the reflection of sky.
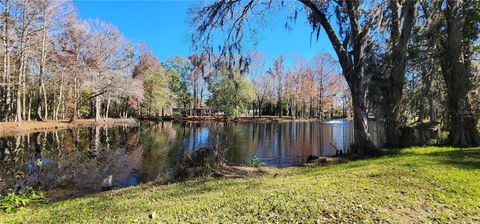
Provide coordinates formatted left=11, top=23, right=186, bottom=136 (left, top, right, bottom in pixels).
left=26, top=158, right=54, bottom=171
left=187, top=128, right=210, bottom=151
left=1, top=120, right=378, bottom=197
left=249, top=121, right=355, bottom=167
left=125, top=177, right=138, bottom=187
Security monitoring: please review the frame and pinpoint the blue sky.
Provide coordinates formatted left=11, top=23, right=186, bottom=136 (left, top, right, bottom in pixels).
left=74, top=0, right=336, bottom=67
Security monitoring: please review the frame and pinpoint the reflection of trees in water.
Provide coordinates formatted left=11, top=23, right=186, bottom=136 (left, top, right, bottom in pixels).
left=165, top=122, right=242, bottom=179
left=136, top=121, right=174, bottom=179
left=251, top=123, right=312, bottom=166
left=166, top=122, right=258, bottom=167
left=0, top=125, right=153, bottom=198
left=0, top=122, right=199, bottom=197
left=1, top=121, right=363, bottom=197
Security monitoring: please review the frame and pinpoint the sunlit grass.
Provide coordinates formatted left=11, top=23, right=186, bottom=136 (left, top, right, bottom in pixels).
left=2, top=147, right=479, bottom=223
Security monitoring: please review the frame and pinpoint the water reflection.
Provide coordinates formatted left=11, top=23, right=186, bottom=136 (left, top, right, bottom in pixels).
left=0, top=120, right=370, bottom=198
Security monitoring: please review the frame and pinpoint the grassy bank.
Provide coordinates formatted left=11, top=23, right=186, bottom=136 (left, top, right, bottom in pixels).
left=2, top=147, right=479, bottom=223
left=0, top=118, right=138, bottom=137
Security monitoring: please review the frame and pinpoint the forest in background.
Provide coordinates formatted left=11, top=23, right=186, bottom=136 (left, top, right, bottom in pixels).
left=0, top=0, right=478, bottom=152
left=0, top=0, right=350, bottom=123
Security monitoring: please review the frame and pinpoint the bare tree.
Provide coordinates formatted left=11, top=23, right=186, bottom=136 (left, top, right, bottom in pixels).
left=0, top=0, right=14, bottom=121
left=14, top=0, right=42, bottom=121
left=248, top=50, right=268, bottom=117
left=33, top=0, right=70, bottom=120
left=56, top=16, right=91, bottom=122
left=85, top=19, right=134, bottom=121
left=268, top=55, right=285, bottom=117
left=313, top=53, right=338, bottom=119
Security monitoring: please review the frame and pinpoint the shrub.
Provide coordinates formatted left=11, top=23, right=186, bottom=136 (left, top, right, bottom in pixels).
left=0, top=187, right=47, bottom=214
left=246, top=156, right=265, bottom=167
left=169, top=148, right=226, bottom=180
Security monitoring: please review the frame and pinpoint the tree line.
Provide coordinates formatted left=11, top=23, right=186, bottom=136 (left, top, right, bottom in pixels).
left=0, top=0, right=142, bottom=122
left=0, top=0, right=350, bottom=125
left=248, top=52, right=348, bottom=119
left=189, top=0, right=480, bottom=152
left=134, top=49, right=349, bottom=119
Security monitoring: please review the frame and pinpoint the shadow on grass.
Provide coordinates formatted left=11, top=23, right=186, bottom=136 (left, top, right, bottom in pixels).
left=426, top=148, right=480, bottom=169
left=300, top=147, right=480, bottom=177
left=382, top=147, right=480, bottom=170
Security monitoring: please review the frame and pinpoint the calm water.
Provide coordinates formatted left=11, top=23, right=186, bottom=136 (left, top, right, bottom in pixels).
left=0, top=120, right=381, bottom=199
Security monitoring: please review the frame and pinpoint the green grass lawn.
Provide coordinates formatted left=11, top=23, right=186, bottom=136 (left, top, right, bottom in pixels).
left=2, top=147, right=480, bottom=223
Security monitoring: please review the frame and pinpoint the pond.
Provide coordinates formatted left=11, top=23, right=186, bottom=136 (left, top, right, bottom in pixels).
left=0, top=120, right=382, bottom=199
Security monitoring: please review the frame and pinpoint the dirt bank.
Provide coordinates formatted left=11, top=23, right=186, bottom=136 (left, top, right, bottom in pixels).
left=0, top=118, right=138, bottom=137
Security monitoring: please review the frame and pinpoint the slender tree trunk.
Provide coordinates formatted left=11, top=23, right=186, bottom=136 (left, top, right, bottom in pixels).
left=17, top=27, right=29, bottom=121
left=318, top=99, right=322, bottom=119
left=2, top=0, right=10, bottom=121
left=95, top=95, right=101, bottom=122
left=105, top=93, right=111, bottom=120
left=28, top=92, right=32, bottom=121
left=70, top=76, right=79, bottom=123
left=308, top=96, right=315, bottom=119
left=22, top=50, right=27, bottom=120
left=16, top=53, right=23, bottom=121
left=53, top=92, right=57, bottom=120
left=55, top=71, right=64, bottom=120
left=277, top=96, right=282, bottom=118
left=6, top=39, right=11, bottom=120
left=38, top=22, right=48, bottom=121
left=193, top=79, right=198, bottom=115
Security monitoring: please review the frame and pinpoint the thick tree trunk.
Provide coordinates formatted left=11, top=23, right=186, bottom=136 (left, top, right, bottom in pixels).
left=384, top=0, right=416, bottom=148
left=440, top=0, right=480, bottom=147
left=347, top=74, right=377, bottom=155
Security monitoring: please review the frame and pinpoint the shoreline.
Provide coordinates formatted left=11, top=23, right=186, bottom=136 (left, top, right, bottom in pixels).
left=0, top=118, right=138, bottom=137
left=140, top=115, right=341, bottom=123
left=0, top=116, right=349, bottom=137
